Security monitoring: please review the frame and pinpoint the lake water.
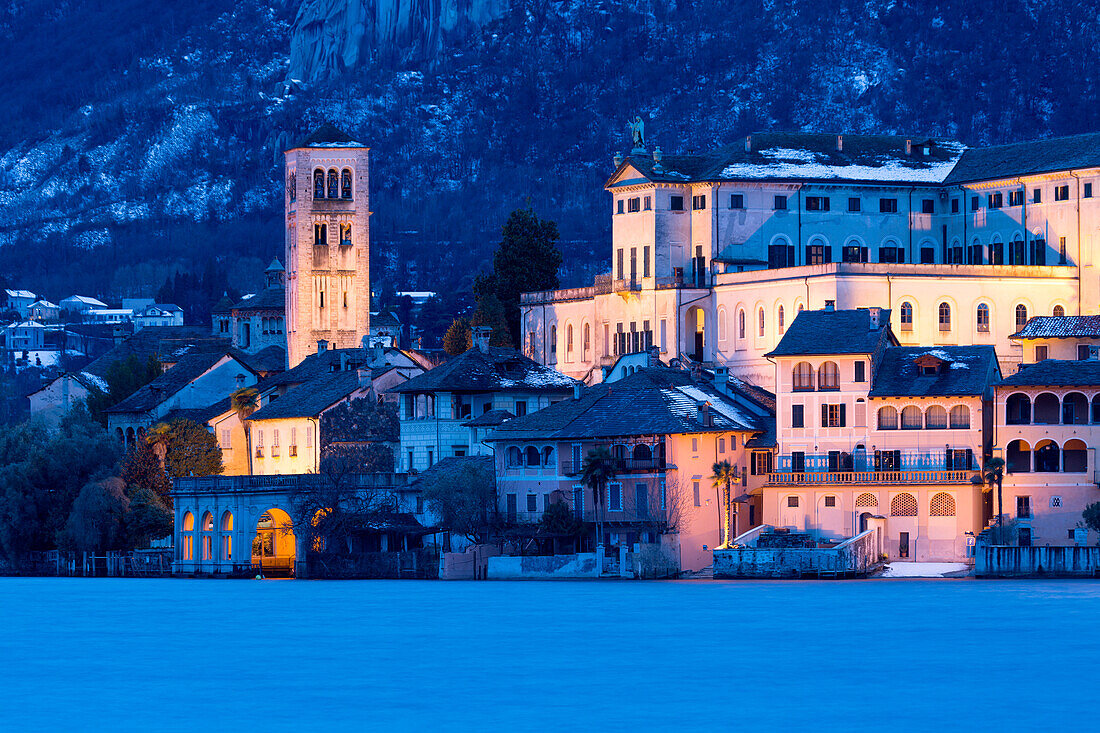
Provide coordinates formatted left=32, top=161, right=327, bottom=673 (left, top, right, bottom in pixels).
left=1, top=577, right=1095, bottom=731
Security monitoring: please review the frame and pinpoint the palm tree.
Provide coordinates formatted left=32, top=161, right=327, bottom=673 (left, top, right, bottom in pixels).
left=145, top=422, right=171, bottom=469
left=711, top=459, right=736, bottom=549
left=231, top=387, right=260, bottom=476
left=580, top=446, right=615, bottom=549
left=983, top=456, right=1006, bottom=542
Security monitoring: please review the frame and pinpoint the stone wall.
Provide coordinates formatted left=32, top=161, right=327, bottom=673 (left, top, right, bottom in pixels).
left=976, top=544, right=1100, bottom=577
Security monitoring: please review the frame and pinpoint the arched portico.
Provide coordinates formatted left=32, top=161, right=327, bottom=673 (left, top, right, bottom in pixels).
left=253, top=507, right=297, bottom=577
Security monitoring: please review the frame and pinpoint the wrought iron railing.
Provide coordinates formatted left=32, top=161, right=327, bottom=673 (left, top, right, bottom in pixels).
left=767, top=470, right=976, bottom=485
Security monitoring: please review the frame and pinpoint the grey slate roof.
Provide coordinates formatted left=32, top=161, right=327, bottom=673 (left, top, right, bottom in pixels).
left=615, top=133, right=961, bottom=186
left=998, top=359, right=1100, bottom=387
left=232, top=345, right=287, bottom=374
left=106, top=351, right=247, bottom=414
left=249, top=370, right=364, bottom=420
left=83, top=326, right=228, bottom=378
left=295, top=123, right=365, bottom=148
left=869, top=346, right=1000, bottom=397
left=1011, top=316, right=1100, bottom=340
left=945, top=132, right=1100, bottom=184
left=463, top=409, right=515, bottom=427
left=766, top=308, right=894, bottom=358
left=232, top=286, right=284, bottom=312
left=488, top=368, right=763, bottom=441
left=389, top=347, right=577, bottom=394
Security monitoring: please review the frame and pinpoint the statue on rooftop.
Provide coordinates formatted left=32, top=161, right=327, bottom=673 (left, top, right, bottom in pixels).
left=628, top=116, right=645, bottom=150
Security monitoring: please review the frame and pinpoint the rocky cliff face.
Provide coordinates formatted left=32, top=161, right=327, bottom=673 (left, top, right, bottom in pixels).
left=288, top=0, right=509, bottom=79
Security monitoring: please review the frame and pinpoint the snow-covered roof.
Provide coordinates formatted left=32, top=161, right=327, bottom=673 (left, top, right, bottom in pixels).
left=30, top=299, right=58, bottom=308
left=62, top=295, right=108, bottom=307
left=5, top=289, right=35, bottom=299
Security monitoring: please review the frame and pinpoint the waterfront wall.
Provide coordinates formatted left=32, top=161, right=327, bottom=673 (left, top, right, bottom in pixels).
left=488, top=553, right=599, bottom=579
left=976, top=544, right=1100, bottom=577
left=714, top=528, right=879, bottom=578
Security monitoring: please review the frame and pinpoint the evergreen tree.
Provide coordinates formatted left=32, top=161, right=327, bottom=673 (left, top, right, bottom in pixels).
left=164, top=419, right=223, bottom=479
left=121, top=442, right=171, bottom=506
left=443, top=317, right=472, bottom=355
left=470, top=292, right=513, bottom=348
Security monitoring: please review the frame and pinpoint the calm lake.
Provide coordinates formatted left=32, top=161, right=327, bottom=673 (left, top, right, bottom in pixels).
left=0, top=577, right=1095, bottom=731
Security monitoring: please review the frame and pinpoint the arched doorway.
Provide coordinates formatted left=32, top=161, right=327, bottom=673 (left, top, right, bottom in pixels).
left=253, top=508, right=297, bottom=577
left=685, top=306, right=706, bottom=361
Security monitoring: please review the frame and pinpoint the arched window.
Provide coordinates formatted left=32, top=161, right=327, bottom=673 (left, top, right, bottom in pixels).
left=541, top=446, right=554, bottom=467
left=890, top=493, right=918, bottom=516
left=1006, top=393, right=1031, bottom=424
left=925, top=405, right=948, bottom=429
left=1053, top=305, right=1065, bottom=317
left=1064, top=439, right=1088, bottom=472
left=901, top=405, right=922, bottom=430
left=314, top=223, right=327, bottom=246
left=1034, top=439, right=1060, bottom=472
left=341, top=168, right=353, bottom=199
left=877, top=406, right=899, bottom=430
left=717, top=309, right=728, bottom=341
left=339, top=223, right=352, bottom=246
left=633, top=444, right=652, bottom=462
left=855, top=492, right=878, bottom=507
left=1034, top=393, right=1060, bottom=424
left=1063, top=392, right=1088, bottom=424
left=1006, top=439, right=1031, bottom=473
left=1015, top=304, right=1028, bottom=330
left=930, top=492, right=956, bottom=517
left=818, top=361, right=839, bottom=390
left=327, top=169, right=339, bottom=198
left=900, top=301, right=913, bottom=331
left=793, top=362, right=814, bottom=391
left=1092, top=394, right=1100, bottom=424
left=507, top=446, right=522, bottom=467
left=976, top=304, right=990, bottom=332
left=778, top=305, right=785, bottom=334
left=220, top=511, right=233, bottom=561
left=181, top=511, right=195, bottom=561
left=758, top=307, right=765, bottom=337
left=313, top=169, right=325, bottom=199
left=583, top=323, right=591, bottom=360
left=738, top=310, right=746, bottom=339
left=949, top=405, right=970, bottom=429
left=566, top=324, right=574, bottom=357
left=549, top=325, right=557, bottom=355
left=938, top=302, right=951, bottom=331
left=525, top=446, right=541, bottom=467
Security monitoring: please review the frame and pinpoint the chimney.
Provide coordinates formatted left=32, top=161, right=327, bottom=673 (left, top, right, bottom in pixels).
left=868, top=307, right=882, bottom=330
left=647, top=345, right=661, bottom=367
left=357, top=367, right=371, bottom=387
left=714, top=366, right=729, bottom=389
left=744, top=135, right=752, bottom=152
left=339, top=352, right=349, bottom=371
left=472, top=326, right=492, bottom=354
left=696, top=400, right=712, bottom=427
left=905, top=139, right=912, bottom=155
left=317, top=339, right=328, bottom=353
left=824, top=300, right=835, bottom=312
left=573, top=382, right=583, bottom=400
left=836, top=135, right=843, bottom=152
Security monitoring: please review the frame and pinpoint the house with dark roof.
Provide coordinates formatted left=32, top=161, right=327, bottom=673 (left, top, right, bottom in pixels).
left=28, top=370, right=109, bottom=426
left=1010, top=315, right=1100, bottom=366
left=133, top=303, right=183, bottom=331
left=485, top=365, right=770, bottom=573
left=763, top=307, right=1000, bottom=562
left=993, top=359, right=1100, bottom=548
left=388, top=328, right=578, bottom=471
left=105, top=350, right=258, bottom=446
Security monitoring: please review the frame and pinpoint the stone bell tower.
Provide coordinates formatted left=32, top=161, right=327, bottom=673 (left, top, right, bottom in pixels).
left=283, top=123, right=371, bottom=368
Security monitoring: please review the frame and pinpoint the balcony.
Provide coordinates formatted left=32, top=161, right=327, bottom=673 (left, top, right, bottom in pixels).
left=612, top=278, right=642, bottom=293
left=506, top=508, right=673, bottom=525
left=561, top=458, right=666, bottom=476
left=767, top=470, right=976, bottom=486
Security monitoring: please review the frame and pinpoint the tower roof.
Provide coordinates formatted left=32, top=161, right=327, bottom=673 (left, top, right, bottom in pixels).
left=265, top=258, right=285, bottom=273
left=294, top=123, right=366, bottom=149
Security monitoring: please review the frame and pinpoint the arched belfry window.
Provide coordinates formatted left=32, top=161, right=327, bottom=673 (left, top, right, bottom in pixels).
left=327, top=169, right=339, bottom=199
left=341, top=169, right=353, bottom=199
left=313, top=169, right=325, bottom=199
left=339, top=223, right=352, bottom=246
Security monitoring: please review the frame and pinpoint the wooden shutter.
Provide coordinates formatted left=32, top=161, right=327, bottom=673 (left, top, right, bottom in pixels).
left=839, top=403, right=847, bottom=426
left=821, top=404, right=828, bottom=427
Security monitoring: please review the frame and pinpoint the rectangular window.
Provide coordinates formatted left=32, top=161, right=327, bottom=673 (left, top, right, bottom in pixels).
left=692, top=194, right=707, bottom=210
left=616, top=200, right=624, bottom=214
left=791, top=404, right=804, bottom=428
left=693, top=481, right=701, bottom=507
left=1079, top=344, right=1091, bottom=361
left=219, top=429, right=231, bottom=450
left=1017, top=496, right=1031, bottom=519
left=514, top=400, right=527, bottom=417
left=427, top=449, right=434, bottom=467
left=1060, top=236, right=1067, bottom=264
left=805, top=196, right=830, bottom=211
left=527, top=494, right=538, bottom=512
left=921, top=199, right=934, bottom=214
left=768, top=244, right=796, bottom=268
left=879, top=198, right=898, bottom=213
left=971, top=196, right=979, bottom=211
left=951, top=198, right=959, bottom=214
left=751, top=451, right=773, bottom=476
left=774, top=195, right=787, bottom=210
left=670, top=195, right=684, bottom=211
left=1085, top=182, right=1093, bottom=198
left=1055, top=185, right=1070, bottom=201
left=848, top=197, right=861, bottom=212
left=1009, top=190, right=1023, bottom=207
left=824, top=496, right=836, bottom=507
left=643, top=246, right=651, bottom=278
left=730, top=193, right=744, bottom=209
left=854, top=361, right=866, bottom=383
left=1035, top=345, right=1048, bottom=362
left=1051, top=496, right=1063, bottom=508
left=806, top=244, right=826, bottom=265
left=1033, top=188, right=1042, bottom=203
left=791, top=452, right=805, bottom=473
left=922, top=247, right=936, bottom=264
left=787, top=495, right=800, bottom=508
left=691, top=437, right=698, bottom=452
left=842, top=245, right=868, bottom=263
left=718, top=438, right=726, bottom=454
left=821, top=403, right=845, bottom=428
left=628, top=197, right=641, bottom=213
left=988, top=192, right=1003, bottom=209
left=643, top=195, right=652, bottom=210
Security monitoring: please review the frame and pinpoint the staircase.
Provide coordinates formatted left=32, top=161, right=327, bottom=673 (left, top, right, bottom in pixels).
left=681, top=565, right=714, bottom=580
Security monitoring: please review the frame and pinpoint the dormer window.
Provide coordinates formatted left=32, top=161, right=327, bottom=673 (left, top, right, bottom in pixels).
left=914, top=354, right=946, bottom=375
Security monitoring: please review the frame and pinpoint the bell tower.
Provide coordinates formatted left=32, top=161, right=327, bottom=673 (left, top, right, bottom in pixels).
left=284, top=124, right=371, bottom=368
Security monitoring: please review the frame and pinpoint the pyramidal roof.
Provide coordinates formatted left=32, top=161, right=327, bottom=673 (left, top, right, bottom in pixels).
left=265, top=258, right=284, bottom=272
left=294, top=123, right=366, bottom=149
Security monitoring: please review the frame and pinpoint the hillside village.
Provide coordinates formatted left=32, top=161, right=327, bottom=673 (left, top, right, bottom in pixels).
left=4, top=123, right=1100, bottom=580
